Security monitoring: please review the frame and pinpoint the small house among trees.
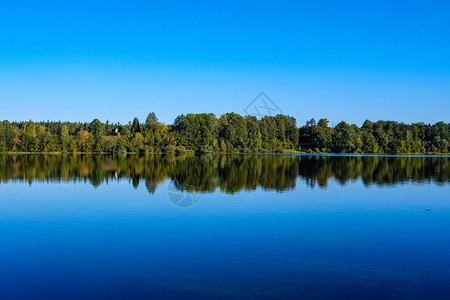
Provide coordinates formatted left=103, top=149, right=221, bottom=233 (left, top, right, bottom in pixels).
left=111, top=126, right=122, bottom=134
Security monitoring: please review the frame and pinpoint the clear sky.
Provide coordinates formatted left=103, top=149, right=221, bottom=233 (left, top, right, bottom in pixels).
left=1, top=0, right=449, bottom=126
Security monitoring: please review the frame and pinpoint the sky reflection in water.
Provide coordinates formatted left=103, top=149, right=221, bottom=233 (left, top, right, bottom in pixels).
left=0, top=154, right=449, bottom=299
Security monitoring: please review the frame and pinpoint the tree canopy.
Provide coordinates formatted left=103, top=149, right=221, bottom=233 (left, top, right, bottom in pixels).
left=0, top=113, right=448, bottom=154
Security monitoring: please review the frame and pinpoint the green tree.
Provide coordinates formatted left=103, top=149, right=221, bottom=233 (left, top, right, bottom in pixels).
left=89, top=119, right=105, bottom=152
left=131, top=117, right=141, bottom=134
left=245, top=116, right=262, bottom=152
left=314, top=118, right=334, bottom=151
left=60, top=125, right=70, bottom=151
left=219, top=112, right=247, bottom=151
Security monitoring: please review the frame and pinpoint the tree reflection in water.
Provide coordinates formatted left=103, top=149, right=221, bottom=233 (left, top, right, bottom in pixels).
left=0, top=154, right=448, bottom=194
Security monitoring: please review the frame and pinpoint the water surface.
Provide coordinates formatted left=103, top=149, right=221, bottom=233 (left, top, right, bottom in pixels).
left=0, top=154, right=449, bottom=299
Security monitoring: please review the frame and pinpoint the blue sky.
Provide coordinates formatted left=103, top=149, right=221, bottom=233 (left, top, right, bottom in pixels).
left=0, top=0, right=449, bottom=126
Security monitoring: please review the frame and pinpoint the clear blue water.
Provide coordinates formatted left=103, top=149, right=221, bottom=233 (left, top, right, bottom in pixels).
left=0, top=154, right=449, bottom=299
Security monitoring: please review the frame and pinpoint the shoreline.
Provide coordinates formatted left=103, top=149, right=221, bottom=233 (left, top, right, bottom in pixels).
left=1, top=151, right=449, bottom=156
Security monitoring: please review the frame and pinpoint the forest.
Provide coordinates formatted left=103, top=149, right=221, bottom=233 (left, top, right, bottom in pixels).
left=0, top=112, right=449, bottom=154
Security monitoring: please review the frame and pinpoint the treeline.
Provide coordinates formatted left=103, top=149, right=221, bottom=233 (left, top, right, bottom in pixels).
left=1, top=155, right=448, bottom=193
left=0, top=112, right=449, bottom=153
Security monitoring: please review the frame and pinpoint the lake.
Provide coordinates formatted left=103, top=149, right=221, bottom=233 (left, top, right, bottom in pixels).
left=0, top=154, right=449, bottom=299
